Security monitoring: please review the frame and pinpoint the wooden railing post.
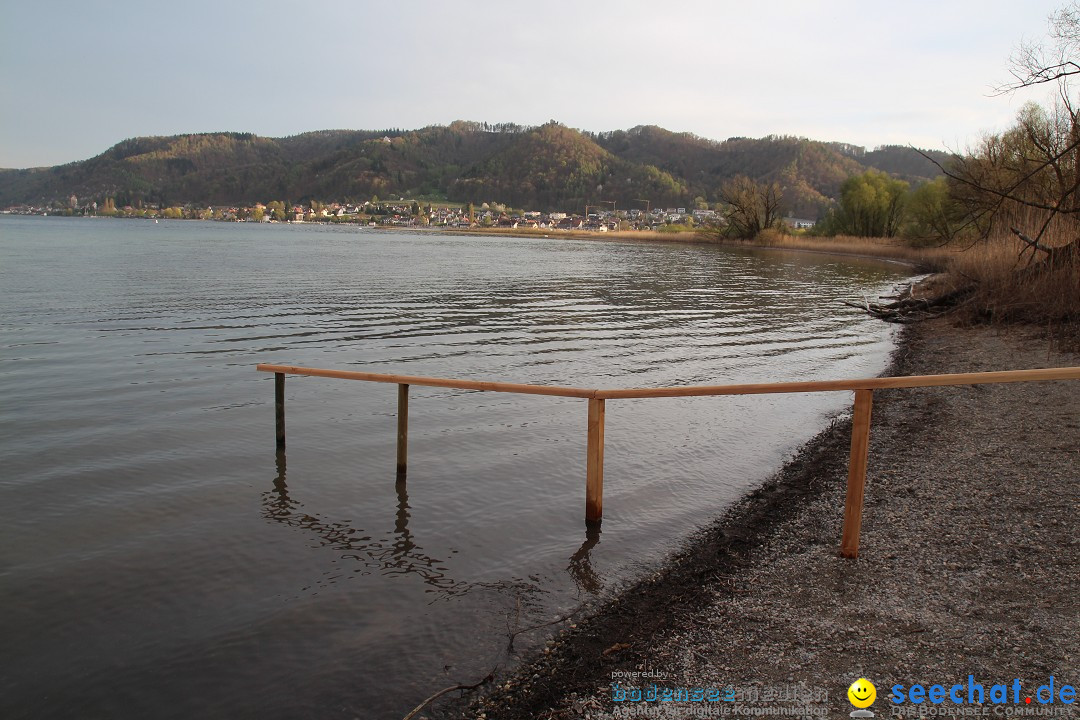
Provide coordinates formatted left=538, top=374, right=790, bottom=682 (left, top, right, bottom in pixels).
left=586, top=397, right=605, bottom=524
left=275, top=372, right=286, bottom=449
left=840, top=389, right=874, bottom=558
left=397, top=383, right=409, bottom=477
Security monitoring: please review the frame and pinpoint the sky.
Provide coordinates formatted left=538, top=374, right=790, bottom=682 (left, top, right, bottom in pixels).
left=0, top=0, right=1070, bottom=168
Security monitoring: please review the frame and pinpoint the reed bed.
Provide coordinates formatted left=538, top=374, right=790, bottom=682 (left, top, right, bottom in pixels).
left=947, top=232, right=1080, bottom=328
left=748, top=230, right=954, bottom=270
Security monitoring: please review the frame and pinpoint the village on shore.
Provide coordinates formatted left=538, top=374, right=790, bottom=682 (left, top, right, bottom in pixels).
left=2, top=196, right=819, bottom=232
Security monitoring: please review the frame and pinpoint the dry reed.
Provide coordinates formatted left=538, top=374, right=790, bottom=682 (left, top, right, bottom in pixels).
left=948, top=231, right=1080, bottom=328
left=749, top=230, right=954, bottom=271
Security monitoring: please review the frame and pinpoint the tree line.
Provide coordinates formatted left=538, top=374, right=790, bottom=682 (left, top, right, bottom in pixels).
left=700, top=170, right=956, bottom=242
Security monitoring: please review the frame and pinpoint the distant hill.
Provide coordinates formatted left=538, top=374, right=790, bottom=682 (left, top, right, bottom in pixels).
left=0, top=121, right=952, bottom=218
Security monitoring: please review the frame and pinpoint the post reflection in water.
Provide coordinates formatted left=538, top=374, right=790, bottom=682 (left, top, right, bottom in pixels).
left=262, top=451, right=586, bottom=602
left=264, top=450, right=464, bottom=596
left=567, top=522, right=602, bottom=595
left=393, top=477, right=413, bottom=561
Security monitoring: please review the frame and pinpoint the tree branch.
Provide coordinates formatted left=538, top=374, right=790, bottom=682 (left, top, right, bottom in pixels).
left=506, top=606, right=584, bottom=653
left=918, top=138, right=1080, bottom=215
left=1010, top=226, right=1056, bottom=254
left=401, top=670, right=496, bottom=720
left=994, top=60, right=1080, bottom=94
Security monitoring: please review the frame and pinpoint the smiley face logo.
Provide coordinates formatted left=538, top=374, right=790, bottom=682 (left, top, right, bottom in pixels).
left=848, top=678, right=876, bottom=708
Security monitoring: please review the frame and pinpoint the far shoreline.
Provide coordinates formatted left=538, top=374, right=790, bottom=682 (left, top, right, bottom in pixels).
left=357, top=222, right=944, bottom=272
left=427, top=225, right=929, bottom=269
left=6, top=212, right=942, bottom=272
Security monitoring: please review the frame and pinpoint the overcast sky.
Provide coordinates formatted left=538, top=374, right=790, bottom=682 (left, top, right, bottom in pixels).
left=0, top=0, right=1068, bottom=168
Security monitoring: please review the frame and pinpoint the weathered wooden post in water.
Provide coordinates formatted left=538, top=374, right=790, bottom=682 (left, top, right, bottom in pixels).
left=275, top=372, right=286, bottom=449
left=397, top=384, right=409, bottom=477
left=586, top=397, right=605, bottom=524
left=840, top=389, right=873, bottom=559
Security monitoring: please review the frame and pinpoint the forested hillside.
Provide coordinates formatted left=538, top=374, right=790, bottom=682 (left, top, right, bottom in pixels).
left=0, top=121, right=951, bottom=218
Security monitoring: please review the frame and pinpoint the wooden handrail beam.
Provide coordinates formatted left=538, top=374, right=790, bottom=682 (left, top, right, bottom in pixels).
left=258, top=364, right=1080, bottom=400
left=256, top=364, right=596, bottom=399
left=594, top=366, right=1080, bottom=399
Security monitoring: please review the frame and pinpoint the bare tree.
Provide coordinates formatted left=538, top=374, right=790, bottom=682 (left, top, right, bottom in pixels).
left=945, top=3, right=1080, bottom=268
left=863, top=5, right=1080, bottom=325
left=717, top=175, right=784, bottom=239
left=999, top=2, right=1080, bottom=93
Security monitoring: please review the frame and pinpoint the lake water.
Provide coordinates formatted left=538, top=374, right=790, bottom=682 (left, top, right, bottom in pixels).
left=0, top=217, right=906, bottom=719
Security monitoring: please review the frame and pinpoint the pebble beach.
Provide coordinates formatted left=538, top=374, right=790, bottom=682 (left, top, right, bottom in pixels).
left=465, top=318, right=1080, bottom=719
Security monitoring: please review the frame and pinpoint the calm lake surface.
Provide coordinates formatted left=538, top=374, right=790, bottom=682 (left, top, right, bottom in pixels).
left=0, top=217, right=906, bottom=719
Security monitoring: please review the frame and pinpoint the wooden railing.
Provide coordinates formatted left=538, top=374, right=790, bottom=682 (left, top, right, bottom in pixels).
left=256, top=363, right=1080, bottom=558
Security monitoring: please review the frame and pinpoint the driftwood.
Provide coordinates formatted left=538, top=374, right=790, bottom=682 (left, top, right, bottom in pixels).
left=847, top=228, right=1078, bottom=324
left=399, top=601, right=584, bottom=719
left=506, top=605, right=583, bottom=653
left=844, top=283, right=975, bottom=323
left=401, top=670, right=496, bottom=720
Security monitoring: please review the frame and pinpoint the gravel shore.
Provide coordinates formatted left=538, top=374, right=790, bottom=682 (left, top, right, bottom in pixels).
left=466, top=318, right=1079, bottom=719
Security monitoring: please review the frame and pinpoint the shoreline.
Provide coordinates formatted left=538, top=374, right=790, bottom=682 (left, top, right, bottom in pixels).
left=455, top=317, right=1079, bottom=719
left=371, top=225, right=949, bottom=273
left=454, top=350, right=897, bottom=718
